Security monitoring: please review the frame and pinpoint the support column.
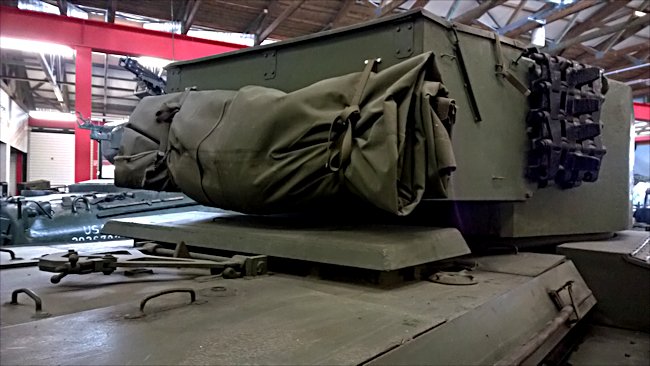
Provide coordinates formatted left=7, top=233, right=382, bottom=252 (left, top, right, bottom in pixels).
left=0, top=143, right=9, bottom=188
left=15, top=150, right=23, bottom=195
left=74, top=46, right=95, bottom=182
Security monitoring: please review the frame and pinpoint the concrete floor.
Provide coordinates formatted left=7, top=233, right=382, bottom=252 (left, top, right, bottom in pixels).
left=569, top=325, right=650, bottom=366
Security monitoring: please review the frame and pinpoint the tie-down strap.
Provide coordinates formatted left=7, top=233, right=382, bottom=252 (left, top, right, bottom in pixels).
left=493, top=33, right=531, bottom=97
left=154, top=87, right=195, bottom=153
left=326, top=58, right=379, bottom=172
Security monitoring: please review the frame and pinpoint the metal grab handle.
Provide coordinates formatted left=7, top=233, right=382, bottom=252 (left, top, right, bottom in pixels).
left=71, top=196, right=91, bottom=213
left=10, top=288, right=43, bottom=312
left=10, top=288, right=49, bottom=318
left=139, top=288, right=196, bottom=313
left=549, top=280, right=580, bottom=323
left=0, top=248, right=23, bottom=260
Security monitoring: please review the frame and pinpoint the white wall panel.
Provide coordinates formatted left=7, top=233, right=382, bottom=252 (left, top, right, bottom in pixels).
left=28, top=131, right=75, bottom=187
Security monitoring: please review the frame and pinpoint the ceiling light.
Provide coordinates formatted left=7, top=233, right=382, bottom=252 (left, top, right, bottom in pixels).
left=531, top=26, right=546, bottom=47
left=135, top=56, right=172, bottom=70
left=143, top=21, right=181, bottom=34
left=0, top=37, right=74, bottom=58
left=634, top=11, right=647, bottom=17
left=105, top=118, right=129, bottom=127
left=29, top=110, right=76, bottom=122
left=639, top=131, right=650, bottom=136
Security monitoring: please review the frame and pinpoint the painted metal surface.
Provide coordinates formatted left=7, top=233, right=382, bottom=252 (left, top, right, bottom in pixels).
left=27, top=118, right=76, bottom=130
left=634, top=102, right=650, bottom=143
left=558, top=230, right=650, bottom=331
left=103, top=211, right=470, bottom=271
left=0, top=254, right=594, bottom=365
left=74, top=46, right=94, bottom=182
left=568, top=325, right=650, bottom=366
left=370, top=261, right=595, bottom=365
left=501, top=81, right=633, bottom=237
left=458, top=252, right=566, bottom=277
left=634, top=102, right=650, bottom=122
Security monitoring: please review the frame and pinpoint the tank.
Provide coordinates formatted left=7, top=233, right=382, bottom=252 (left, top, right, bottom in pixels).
left=1, top=9, right=646, bottom=366
left=0, top=183, right=211, bottom=246
left=114, top=8, right=631, bottom=240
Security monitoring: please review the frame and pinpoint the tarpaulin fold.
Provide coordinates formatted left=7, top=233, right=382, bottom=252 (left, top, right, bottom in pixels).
left=115, top=52, right=456, bottom=216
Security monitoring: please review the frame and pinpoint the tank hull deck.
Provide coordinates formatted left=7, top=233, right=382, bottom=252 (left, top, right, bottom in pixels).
left=1, top=241, right=593, bottom=365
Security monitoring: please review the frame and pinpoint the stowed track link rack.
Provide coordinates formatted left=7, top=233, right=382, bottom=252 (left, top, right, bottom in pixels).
left=525, top=50, right=607, bottom=189
left=37, top=241, right=268, bottom=284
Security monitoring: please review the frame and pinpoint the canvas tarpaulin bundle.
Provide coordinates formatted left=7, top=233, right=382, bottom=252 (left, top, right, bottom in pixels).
left=114, top=52, right=457, bottom=216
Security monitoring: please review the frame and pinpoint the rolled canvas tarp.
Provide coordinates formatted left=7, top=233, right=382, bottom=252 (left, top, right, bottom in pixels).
left=114, top=52, right=457, bottom=216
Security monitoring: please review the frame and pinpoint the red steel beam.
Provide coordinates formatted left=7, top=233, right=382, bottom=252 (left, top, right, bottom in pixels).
left=0, top=6, right=245, bottom=59
left=28, top=118, right=76, bottom=130
left=635, top=103, right=650, bottom=143
left=15, top=151, right=23, bottom=194
left=634, top=102, right=650, bottom=122
left=75, top=46, right=94, bottom=182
